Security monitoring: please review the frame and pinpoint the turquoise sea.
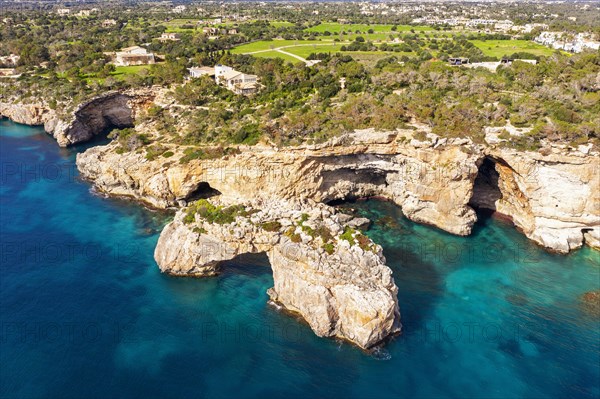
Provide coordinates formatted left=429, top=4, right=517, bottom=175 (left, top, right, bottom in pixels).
left=1, top=119, right=599, bottom=398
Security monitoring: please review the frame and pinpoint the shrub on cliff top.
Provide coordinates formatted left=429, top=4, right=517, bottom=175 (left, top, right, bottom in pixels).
left=179, top=146, right=241, bottom=164
left=339, top=226, right=376, bottom=252
left=260, top=221, right=282, bottom=232
left=322, top=242, right=335, bottom=255
left=183, top=199, right=249, bottom=225
left=339, top=226, right=357, bottom=246
left=285, top=227, right=302, bottom=243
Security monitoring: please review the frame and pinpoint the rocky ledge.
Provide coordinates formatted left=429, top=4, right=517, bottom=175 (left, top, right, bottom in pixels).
left=154, top=198, right=401, bottom=349
left=1, top=89, right=155, bottom=146
left=78, top=128, right=599, bottom=253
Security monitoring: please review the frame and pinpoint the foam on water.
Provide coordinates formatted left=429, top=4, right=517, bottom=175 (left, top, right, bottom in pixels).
left=1, top=119, right=599, bottom=398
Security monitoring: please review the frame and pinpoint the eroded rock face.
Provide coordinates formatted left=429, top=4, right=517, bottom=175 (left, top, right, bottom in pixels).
left=78, top=130, right=482, bottom=235
left=52, top=93, right=135, bottom=146
left=2, top=89, right=155, bottom=146
left=470, top=149, right=600, bottom=253
left=0, top=102, right=55, bottom=126
left=78, top=129, right=600, bottom=253
left=154, top=198, right=401, bottom=349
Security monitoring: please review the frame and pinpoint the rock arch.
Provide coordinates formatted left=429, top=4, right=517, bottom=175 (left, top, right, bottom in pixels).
left=154, top=199, right=401, bottom=349
left=53, top=93, right=135, bottom=146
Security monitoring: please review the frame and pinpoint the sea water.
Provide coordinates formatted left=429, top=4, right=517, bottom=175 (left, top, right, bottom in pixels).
left=1, top=119, right=598, bottom=398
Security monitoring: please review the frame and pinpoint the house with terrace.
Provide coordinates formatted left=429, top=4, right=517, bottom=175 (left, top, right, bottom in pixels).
left=214, top=65, right=259, bottom=95
left=114, top=46, right=156, bottom=66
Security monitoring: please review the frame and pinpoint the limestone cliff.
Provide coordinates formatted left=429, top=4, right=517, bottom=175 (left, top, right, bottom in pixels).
left=1, top=89, right=154, bottom=146
left=78, top=130, right=482, bottom=235
left=470, top=148, right=600, bottom=253
left=77, top=128, right=599, bottom=253
left=154, top=198, right=401, bottom=349
left=0, top=102, right=55, bottom=126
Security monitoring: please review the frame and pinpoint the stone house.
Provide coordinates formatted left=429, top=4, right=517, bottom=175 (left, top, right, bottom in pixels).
left=114, top=46, right=155, bottom=66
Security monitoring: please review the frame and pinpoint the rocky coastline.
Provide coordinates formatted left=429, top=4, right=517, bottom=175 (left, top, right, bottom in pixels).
left=2, top=91, right=599, bottom=349
left=154, top=197, right=401, bottom=349
left=0, top=89, right=154, bottom=146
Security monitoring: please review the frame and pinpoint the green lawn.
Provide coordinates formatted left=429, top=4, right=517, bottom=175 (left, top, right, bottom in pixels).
left=231, top=39, right=332, bottom=53
left=469, top=40, right=555, bottom=57
left=270, top=21, right=295, bottom=28
left=251, top=51, right=301, bottom=64
left=340, top=51, right=400, bottom=67
left=112, top=65, right=151, bottom=78
left=338, top=32, right=397, bottom=42
left=162, top=18, right=198, bottom=32
left=283, top=44, right=347, bottom=58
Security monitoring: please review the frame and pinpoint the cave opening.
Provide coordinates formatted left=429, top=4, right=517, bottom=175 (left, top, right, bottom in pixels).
left=320, top=168, right=389, bottom=204
left=72, top=94, right=135, bottom=146
left=184, top=182, right=222, bottom=203
left=221, top=252, right=272, bottom=279
left=469, top=157, right=502, bottom=219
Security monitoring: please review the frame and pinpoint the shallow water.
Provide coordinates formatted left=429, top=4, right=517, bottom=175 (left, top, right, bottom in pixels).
left=1, top=120, right=599, bottom=398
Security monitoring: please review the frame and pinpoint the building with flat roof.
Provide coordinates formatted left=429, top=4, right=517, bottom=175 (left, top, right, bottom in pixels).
left=187, top=66, right=215, bottom=78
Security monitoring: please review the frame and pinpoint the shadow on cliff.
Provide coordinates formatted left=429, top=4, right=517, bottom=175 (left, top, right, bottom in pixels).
left=220, top=252, right=272, bottom=278
left=335, top=198, right=445, bottom=337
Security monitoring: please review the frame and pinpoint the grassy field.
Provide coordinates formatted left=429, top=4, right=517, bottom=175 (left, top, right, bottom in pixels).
left=270, top=21, right=295, bottom=28
left=111, top=65, right=151, bottom=79
left=251, top=51, right=301, bottom=63
left=161, top=18, right=238, bottom=32
left=231, top=39, right=332, bottom=53
left=283, top=44, right=347, bottom=58
left=341, top=51, right=399, bottom=67
left=161, top=18, right=198, bottom=32
left=305, top=23, right=433, bottom=34
left=469, top=40, right=555, bottom=57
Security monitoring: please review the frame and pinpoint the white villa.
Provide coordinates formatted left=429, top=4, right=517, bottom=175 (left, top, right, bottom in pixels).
left=114, top=46, right=156, bottom=66
left=215, top=65, right=258, bottom=95
left=158, top=32, right=180, bottom=41
left=102, top=19, right=117, bottom=27
left=0, top=54, right=20, bottom=67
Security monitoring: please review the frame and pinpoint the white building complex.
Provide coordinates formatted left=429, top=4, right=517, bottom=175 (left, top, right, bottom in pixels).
left=535, top=32, right=600, bottom=53
left=214, top=65, right=259, bottom=95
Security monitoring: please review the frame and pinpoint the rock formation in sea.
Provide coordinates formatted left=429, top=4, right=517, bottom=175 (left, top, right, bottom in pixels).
left=154, top=198, right=401, bottom=349
left=3, top=90, right=599, bottom=348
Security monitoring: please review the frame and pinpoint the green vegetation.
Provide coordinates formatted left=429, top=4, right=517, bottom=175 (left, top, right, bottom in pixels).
left=231, top=40, right=327, bottom=53
left=339, top=226, right=376, bottom=252
left=251, top=51, right=300, bottom=64
left=285, top=227, right=302, bottom=243
left=270, top=21, right=295, bottom=28
left=469, top=39, right=555, bottom=58
left=285, top=44, right=345, bottom=58
left=179, top=146, right=241, bottom=164
left=322, top=242, right=335, bottom=255
left=1, top=4, right=598, bottom=155
left=304, top=23, right=433, bottom=34
left=260, top=221, right=282, bottom=232
left=183, top=199, right=249, bottom=225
